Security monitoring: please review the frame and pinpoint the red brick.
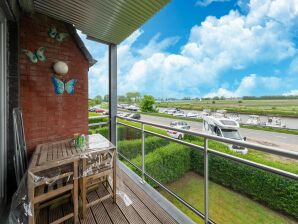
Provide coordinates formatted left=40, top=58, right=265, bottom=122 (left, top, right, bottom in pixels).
left=20, top=14, right=89, bottom=155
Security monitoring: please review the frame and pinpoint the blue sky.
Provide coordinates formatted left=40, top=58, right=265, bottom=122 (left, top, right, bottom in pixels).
left=79, top=0, right=298, bottom=99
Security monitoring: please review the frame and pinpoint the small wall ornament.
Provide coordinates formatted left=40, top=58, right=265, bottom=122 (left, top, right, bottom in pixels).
left=51, top=61, right=77, bottom=95
left=22, top=47, right=46, bottom=64
left=48, top=25, right=69, bottom=42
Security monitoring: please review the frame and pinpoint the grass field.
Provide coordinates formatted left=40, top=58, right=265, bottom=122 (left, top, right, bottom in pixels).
left=158, top=99, right=298, bottom=118
left=159, top=172, right=296, bottom=224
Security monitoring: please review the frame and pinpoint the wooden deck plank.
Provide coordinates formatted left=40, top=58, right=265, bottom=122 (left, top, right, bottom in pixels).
left=120, top=171, right=178, bottom=224
left=79, top=207, right=97, bottom=224
left=100, top=183, right=146, bottom=224
left=97, top=186, right=129, bottom=224
left=62, top=203, right=73, bottom=224
left=48, top=206, right=63, bottom=223
left=87, top=190, right=113, bottom=224
left=115, top=180, right=161, bottom=224
left=36, top=207, right=48, bottom=224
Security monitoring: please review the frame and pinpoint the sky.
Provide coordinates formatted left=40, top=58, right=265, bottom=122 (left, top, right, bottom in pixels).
left=79, top=0, right=298, bottom=99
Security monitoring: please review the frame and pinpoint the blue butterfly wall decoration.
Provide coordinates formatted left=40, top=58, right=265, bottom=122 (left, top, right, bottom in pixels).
left=51, top=75, right=77, bottom=95
left=22, top=47, right=46, bottom=64
left=48, top=25, right=69, bottom=42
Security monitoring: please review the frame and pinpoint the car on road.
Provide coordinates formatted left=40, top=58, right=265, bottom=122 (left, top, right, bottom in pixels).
left=127, top=105, right=140, bottom=111
left=95, top=108, right=107, bottom=113
left=129, top=113, right=141, bottom=120
left=167, top=121, right=190, bottom=139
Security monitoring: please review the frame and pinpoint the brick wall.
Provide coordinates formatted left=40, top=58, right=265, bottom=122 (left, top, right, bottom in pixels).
left=20, top=14, right=89, bottom=154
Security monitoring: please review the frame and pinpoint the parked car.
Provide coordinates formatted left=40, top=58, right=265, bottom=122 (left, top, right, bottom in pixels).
left=89, top=108, right=96, bottom=112
left=95, top=108, right=106, bottom=113
left=167, top=121, right=190, bottom=139
left=129, top=113, right=141, bottom=119
left=127, top=105, right=140, bottom=111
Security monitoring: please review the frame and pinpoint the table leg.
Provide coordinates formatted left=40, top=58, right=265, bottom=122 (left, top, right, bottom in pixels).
left=82, top=159, right=87, bottom=219
left=73, top=161, right=79, bottom=224
left=28, top=172, right=35, bottom=224
left=113, top=150, right=116, bottom=203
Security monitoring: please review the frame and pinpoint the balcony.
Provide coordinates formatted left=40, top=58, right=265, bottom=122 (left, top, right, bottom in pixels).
left=1, top=0, right=298, bottom=224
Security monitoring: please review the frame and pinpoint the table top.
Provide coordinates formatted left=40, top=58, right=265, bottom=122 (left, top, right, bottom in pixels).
left=29, top=134, right=115, bottom=173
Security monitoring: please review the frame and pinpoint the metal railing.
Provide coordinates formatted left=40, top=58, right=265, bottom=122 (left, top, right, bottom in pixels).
left=116, top=116, right=298, bottom=224
left=88, top=115, right=109, bottom=128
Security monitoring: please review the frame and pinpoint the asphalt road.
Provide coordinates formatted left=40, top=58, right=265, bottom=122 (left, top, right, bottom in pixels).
left=140, top=114, right=298, bottom=152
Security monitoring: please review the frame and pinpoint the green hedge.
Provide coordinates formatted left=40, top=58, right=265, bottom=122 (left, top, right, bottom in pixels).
left=89, top=126, right=142, bottom=140
left=191, top=150, right=298, bottom=219
left=131, top=143, right=191, bottom=187
left=118, top=136, right=169, bottom=160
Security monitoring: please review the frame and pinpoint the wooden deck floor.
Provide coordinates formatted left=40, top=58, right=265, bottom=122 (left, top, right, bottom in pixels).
left=36, top=168, right=178, bottom=224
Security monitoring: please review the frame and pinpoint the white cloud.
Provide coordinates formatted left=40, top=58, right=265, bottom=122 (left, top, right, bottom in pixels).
left=283, top=89, right=298, bottom=96
left=196, top=0, right=230, bottom=7
left=288, top=57, right=298, bottom=75
left=138, top=33, right=179, bottom=58
left=204, top=74, right=281, bottom=97
left=83, top=0, right=298, bottom=98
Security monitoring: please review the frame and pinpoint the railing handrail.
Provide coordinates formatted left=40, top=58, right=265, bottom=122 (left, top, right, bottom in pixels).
left=116, top=116, right=298, bottom=160
left=88, top=115, right=109, bottom=119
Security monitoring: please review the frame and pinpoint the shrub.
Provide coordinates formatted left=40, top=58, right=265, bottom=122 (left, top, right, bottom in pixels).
left=131, top=143, right=191, bottom=187
left=92, top=125, right=142, bottom=140
left=190, top=150, right=298, bottom=219
left=88, top=116, right=108, bottom=124
left=118, top=136, right=169, bottom=160
left=95, top=126, right=109, bottom=138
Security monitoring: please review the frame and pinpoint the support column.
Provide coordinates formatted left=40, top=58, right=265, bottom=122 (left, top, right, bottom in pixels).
left=108, top=44, right=117, bottom=145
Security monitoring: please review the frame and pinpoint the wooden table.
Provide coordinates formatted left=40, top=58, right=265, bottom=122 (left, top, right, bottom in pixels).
left=27, top=134, right=116, bottom=224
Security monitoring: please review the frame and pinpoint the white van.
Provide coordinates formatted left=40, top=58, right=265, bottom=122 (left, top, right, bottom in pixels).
left=203, top=116, right=248, bottom=154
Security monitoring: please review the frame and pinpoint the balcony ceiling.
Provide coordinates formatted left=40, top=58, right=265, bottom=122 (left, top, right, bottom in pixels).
left=19, top=0, right=170, bottom=45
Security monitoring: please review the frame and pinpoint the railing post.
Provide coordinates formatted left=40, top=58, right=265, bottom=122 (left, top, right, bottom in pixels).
left=141, top=123, right=145, bottom=184
left=204, top=138, right=209, bottom=224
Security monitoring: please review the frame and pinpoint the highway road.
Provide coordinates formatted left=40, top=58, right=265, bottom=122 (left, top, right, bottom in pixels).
left=139, top=114, right=298, bottom=152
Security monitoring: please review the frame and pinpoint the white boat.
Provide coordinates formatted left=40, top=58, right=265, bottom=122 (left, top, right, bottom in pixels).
left=229, top=114, right=242, bottom=123
left=173, top=111, right=186, bottom=117
left=266, top=117, right=286, bottom=128
left=202, top=115, right=248, bottom=154
left=186, top=112, right=200, bottom=118
left=246, top=115, right=261, bottom=125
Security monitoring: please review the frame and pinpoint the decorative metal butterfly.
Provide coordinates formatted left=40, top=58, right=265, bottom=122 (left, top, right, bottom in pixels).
left=48, top=25, right=69, bottom=42
left=51, top=75, right=77, bottom=95
left=22, top=47, right=46, bottom=64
